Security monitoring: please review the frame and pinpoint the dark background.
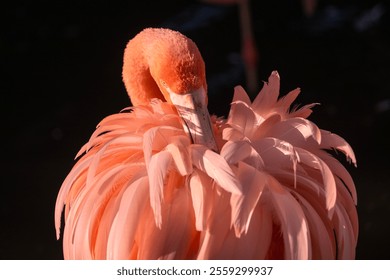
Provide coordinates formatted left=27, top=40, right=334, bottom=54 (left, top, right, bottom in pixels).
left=2, top=0, right=389, bottom=259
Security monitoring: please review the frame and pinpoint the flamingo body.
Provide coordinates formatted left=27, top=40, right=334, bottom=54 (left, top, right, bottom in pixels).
left=55, top=28, right=358, bottom=259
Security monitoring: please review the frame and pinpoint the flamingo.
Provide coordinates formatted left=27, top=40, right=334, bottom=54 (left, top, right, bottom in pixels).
left=55, top=28, right=358, bottom=259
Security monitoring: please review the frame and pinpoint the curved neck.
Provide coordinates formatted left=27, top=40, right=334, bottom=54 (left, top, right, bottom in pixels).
left=121, top=28, right=217, bottom=151
left=122, top=33, right=164, bottom=106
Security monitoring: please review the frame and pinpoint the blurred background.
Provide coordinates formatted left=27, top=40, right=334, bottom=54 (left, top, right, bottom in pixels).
left=2, top=0, right=389, bottom=259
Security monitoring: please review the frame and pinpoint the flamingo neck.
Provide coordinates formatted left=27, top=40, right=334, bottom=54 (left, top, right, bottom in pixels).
left=122, top=31, right=165, bottom=106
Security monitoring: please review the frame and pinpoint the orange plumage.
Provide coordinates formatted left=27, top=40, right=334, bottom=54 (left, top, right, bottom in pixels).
left=55, top=28, right=357, bottom=259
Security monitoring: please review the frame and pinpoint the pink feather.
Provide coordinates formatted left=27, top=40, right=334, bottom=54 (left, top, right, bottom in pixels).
left=55, top=29, right=357, bottom=260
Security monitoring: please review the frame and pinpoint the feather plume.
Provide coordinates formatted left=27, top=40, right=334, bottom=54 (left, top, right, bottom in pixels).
left=56, top=64, right=357, bottom=260
left=190, top=145, right=242, bottom=195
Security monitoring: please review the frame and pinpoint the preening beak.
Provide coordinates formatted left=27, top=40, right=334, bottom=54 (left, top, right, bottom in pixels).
left=168, top=87, right=218, bottom=152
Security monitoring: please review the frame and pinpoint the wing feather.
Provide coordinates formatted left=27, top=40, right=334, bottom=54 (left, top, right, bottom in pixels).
left=147, top=151, right=173, bottom=228
left=268, top=176, right=311, bottom=259
left=106, top=177, right=149, bottom=259
left=230, top=162, right=266, bottom=236
left=190, top=145, right=242, bottom=195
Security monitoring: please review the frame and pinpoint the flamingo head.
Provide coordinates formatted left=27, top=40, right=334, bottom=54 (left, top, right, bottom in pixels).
left=123, top=28, right=217, bottom=151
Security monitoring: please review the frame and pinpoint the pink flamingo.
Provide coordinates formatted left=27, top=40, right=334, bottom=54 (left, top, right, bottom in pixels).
left=55, top=28, right=358, bottom=259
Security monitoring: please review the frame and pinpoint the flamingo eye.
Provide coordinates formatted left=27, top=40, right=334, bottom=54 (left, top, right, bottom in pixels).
left=160, top=79, right=168, bottom=89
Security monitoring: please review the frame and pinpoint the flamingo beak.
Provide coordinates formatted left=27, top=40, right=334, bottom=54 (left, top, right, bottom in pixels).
left=167, top=87, right=218, bottom=152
